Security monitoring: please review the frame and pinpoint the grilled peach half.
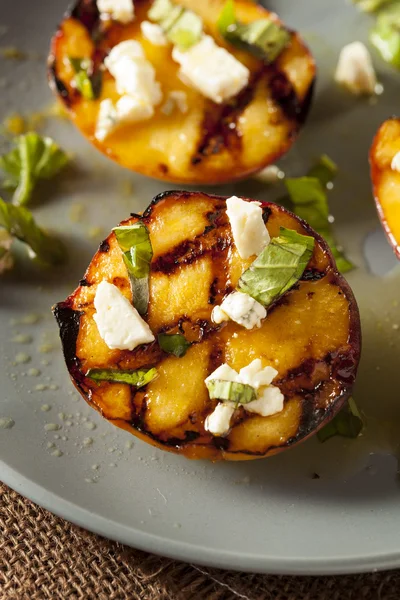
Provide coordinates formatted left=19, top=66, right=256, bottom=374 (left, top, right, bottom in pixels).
left=48, top=0, right=315, bottom=184
left=370, top=117, right=400, bottom=259
left=54, top=192, right=360, bottom=461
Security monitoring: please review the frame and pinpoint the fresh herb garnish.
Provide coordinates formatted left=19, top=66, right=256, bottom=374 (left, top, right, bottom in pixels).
left=370, top=4, right=400, bottom=69
left=206, top=379, right=257, bottom=405
left=0, top=132, right=69, bottom=206
left=217, top=0, right=290, bottom=64
left=158, top=333, right=191, bottom=357
left=352, top=0, right=400, bottom=69
left=86, top=367, right=158, bottom=387
left=69, top=56, right=102, bottom=100
left=0, top=197, right=65, bottom=265
left=238, top=227, right=314, bottom=307
left=149, top=0, right=202, bottom=49
left=284, top=161, right=354, bottom=274
left=113, top=223, right=153, bottom=315
left=317, top=398, right=364, bottom=443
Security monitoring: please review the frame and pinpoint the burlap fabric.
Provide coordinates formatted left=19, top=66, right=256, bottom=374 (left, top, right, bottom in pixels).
left=1, top=483, right=399, bottom=600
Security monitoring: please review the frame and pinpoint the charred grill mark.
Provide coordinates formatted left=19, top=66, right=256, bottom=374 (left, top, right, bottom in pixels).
left=99, top=239, right=110, bottom=253
left=48, top=60, right=72, bottom=107
left=301, top=268, right=326, bottom=282
left=213, top=437, right=230, bottom=450
left=53, top=303, right=83, bottom=375
left=191, top=71, right=262, bottom=165
left=269, top=64, right=314, bottom=126
left=79, top=278, right=91, bottom=287
left=209, top=277, right=219, bottom=305
left=69, top=0, right=100, bottom=36
left=262, top=206, right=272, bottom=223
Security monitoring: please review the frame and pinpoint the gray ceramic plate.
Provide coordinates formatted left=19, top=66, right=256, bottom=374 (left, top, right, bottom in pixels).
left=1, top=0, right=400, bottom=576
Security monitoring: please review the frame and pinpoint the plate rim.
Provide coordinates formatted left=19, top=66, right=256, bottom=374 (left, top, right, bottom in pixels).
left=2, top=460, right=400, bottom=576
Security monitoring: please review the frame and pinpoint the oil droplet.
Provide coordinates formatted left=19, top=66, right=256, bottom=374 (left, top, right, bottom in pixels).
left=0, top=417, right=15, bottom=429
left=58, top=412, right=67, bottom=421
left=83, top=437, right=93, bottom=447
left=61, top=436, right=68, bottom=441
left=27, top=368, right=41, bottom=377
left=109, top=463, right=117, bottom=468
left=108, top=447, right=116, bottom=454
left=41, top=359, right=51, bottom=366
left=47, top=442, right=55, bottom=449
left=11, top=334, right=33, bottom=344
left=41, top=404, right=51, bottom=412
left=35, top=384, right=49, bottom=391
left=39, top=343, right=54, bottom=354
left=54, top=434, right=60, bottom=440
left=84, top=477, right=97, bottom=483
left=14, top=352, right=31, bottom=364
left=125, top=440, right=134, bottom=449
left=44, top=423, right=61, bottom=432
left=11, top=313, right=41, bottom=326
left=84, top=422, right=96, bottom=431
left=91, top=464, right=100, bottom=471
left=65, top=421, right=73, bottom=427
left=51, top=449, right=63, bottom=457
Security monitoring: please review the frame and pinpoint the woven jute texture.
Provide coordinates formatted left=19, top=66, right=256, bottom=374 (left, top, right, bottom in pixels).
left=1, top=482, right=399, bottom=600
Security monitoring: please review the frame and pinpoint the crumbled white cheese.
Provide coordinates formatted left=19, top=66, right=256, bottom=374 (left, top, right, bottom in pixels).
left=204, top=402, right=236, bottom=437
left=238, top=359, right=278, bottom=389
left=161, top=90, right=188, bottom=115
left=93, top=281, right=154, bottom=350
left=97, top=0, right=134, bottom=24
left=244, top=385, right=284, bottom=417
left=95, top=99, right=119, bottom=141
left=211, top=291, right=266, bottom=330
left=141, top=21, right=168, bottom=46
left=254, top=164, right=285, bottom=184
left=204, top=359, right=283, bottom=434
left=226, top=196, right=270, bottom=259
left=205, top=363, right=239, bottom=384
left=96, top=40, right=162, bottom=140
left=335, top=41, right=377, bottom=95
left=116, top=94, right=155, bottom=122
left=172, top=35, right=249, bottom=104
left=391, top=151, right=400, bottom=172
left=105, top=40, right=162, bottom=103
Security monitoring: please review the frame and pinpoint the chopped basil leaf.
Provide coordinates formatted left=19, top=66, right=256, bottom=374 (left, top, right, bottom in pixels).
left=113, top=223, right=153, bottom=315
left=149, top=0, right=202, bottom=50
left=317, top=398, right=364, bottom=443
left=0, top=132, right=69, bottom=206
left=284, top=175, right=355, bottom=274
left=218, top=0, right=290, bottom=64
left=307, top=154, right=338, bottom=188
left=370, top=4, right=400, bottom=69
left=352, top=0, right=392, bottom=13
left=0, top=197, right=65, bottom=265
left=69, top=56, right=102, bottom=100
left=158, top=333, right=191, bottom=357
left=238, top=227, right=314, bottom=307
left=86, top=367, right=158, bottom=387
left=206, top=379, right=256, bottom=405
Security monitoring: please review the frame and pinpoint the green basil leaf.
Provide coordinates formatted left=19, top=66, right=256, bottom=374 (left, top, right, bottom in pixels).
left=352, top=0, right=392, bottom=13
left=206, top=379, right=257, bottom=405
left=158, top=333, right=191, bottom=357
left=0, top=197, right=65, bottom=265
left=0, top=132, right=69, bottom=206
left=86, top=367, right=158, bottom=387
left=68, top=56, right=101, bottom=100
left=238, top=227, right=314, bottom=307
left=284, top=176, right=355, bottom=274
left=149, top=0, right=202, bottom=49
left=218, top=0, right=290, bottom=64
left=113, top=223, right=153, bottom=315
left=317, top=398, right=364, bottom=443
left=307, top=154, right=338, bottom=188
left=370, top=4, right=400, bottom=69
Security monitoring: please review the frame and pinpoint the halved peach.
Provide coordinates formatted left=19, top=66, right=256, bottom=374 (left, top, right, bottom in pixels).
left=54, top=192, right=361, bottom=461
left=370, top=117, right=400, bottom=259
left=48, top=0, right=315, bottom=184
